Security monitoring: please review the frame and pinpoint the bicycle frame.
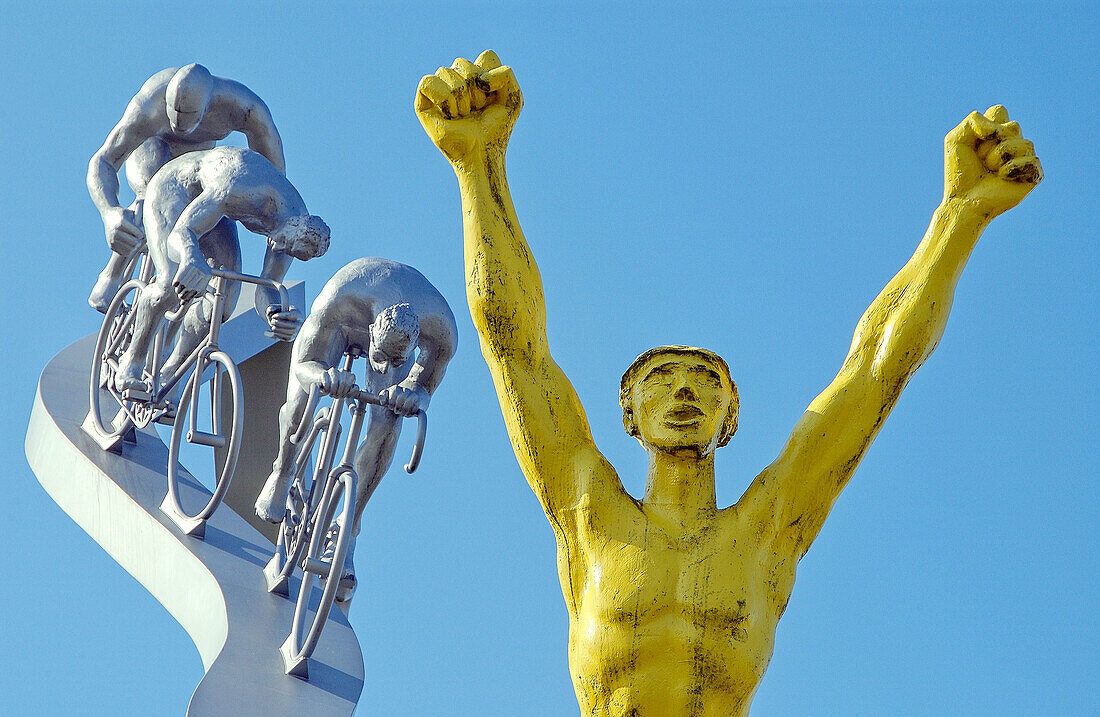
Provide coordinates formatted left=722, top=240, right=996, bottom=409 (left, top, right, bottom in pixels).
left=156, top=269, right=289, bottom=537
left=268, top=349, right=428, bottom=589
left=153, top=269, right=291, bottom=409
left=268, top=349, right=429, bottom=677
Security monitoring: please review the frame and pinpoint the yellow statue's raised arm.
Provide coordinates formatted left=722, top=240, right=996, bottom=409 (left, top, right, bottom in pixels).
left=739, top=105, right=1043, bottom=558
left=418, top=51, right=1042, bottom=717
left=415, top=52, right=623, bottom=520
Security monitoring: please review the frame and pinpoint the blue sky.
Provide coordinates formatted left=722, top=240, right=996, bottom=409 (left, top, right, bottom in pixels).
left=2, top=2, right=1096, bottom=715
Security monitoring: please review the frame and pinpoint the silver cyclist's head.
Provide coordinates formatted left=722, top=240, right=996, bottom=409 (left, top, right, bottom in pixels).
left=166, top=63, right=214, bottom=134
left=368, top=304, right=419, bottom=374
left=269, top=214, right=330, bottom=261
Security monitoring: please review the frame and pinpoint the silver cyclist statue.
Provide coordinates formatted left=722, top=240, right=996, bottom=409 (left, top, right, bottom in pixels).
left=86, top=63, right=285, bottom=312
left=255, top=257, right=458, bottom=604
left=112, top=145, right=328, bottom=398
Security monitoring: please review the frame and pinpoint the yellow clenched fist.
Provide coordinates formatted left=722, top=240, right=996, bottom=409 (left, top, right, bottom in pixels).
left=415, top=50, right=523, bottom=168
left=944, top=104, right=1042, bottom=218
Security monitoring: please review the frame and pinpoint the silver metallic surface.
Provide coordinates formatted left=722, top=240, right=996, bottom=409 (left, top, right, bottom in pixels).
left=255, top=259, right=456, bottom=603
left=88, top=64, right=285, bottom=312
left=26, top=286, right=363, bottom=715
left=267, top=349, right=427, bottom=678
left=112, top=146, right=326, bottom=398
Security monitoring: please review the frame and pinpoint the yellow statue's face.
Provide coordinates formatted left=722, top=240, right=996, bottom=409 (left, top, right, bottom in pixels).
left=629, top=354, right=734, bottom=454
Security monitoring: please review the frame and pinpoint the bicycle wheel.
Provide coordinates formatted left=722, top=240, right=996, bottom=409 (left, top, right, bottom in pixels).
left=281, top=467, right=356, bottom=676
left=162, top=351, right=242, bottom=536
left=86, top=279, right=144, bottom=443
left=266, top=410, right=342, bottom=595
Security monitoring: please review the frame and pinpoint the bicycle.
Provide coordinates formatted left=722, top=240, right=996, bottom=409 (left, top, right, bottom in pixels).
left=85, top=242, right=172, bottom=444
left=84, top=253, right=291, bottom=538
left=262, top=347, right=427, bottom=678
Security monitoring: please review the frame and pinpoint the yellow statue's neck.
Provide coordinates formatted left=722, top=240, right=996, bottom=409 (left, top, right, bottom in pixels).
left=643, top=448, right=718, bottom=516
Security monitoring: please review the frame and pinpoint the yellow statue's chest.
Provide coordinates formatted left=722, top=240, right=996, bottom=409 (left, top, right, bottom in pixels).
left=578, top=515, right=765, bottom=636
left=562, top=505, right=781, bottom=714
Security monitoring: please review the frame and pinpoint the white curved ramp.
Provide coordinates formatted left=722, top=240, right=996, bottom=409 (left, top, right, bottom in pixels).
left=25, top=288, right=364, bottom=716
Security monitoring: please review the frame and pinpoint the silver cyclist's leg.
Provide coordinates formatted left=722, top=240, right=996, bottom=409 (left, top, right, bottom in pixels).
left=114, top=279, right=175, bottom=393
left=159, top=217, right=241, bottom=393
left=336, top=405, right=403, bottom=603
left=351, top=405, right=403, bottom=534
left=89, top=226, right=139, bottom=313
left=255, top=381, right=312, bottom=523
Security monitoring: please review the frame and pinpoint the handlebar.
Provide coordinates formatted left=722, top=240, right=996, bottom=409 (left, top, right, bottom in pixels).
left=164, top=268, right=292, bottom=329
left=290, top=382, right=428, bottom=473
left=210, top=267, right=291, bottom=311
left=210, top=268, right=291, bottom=340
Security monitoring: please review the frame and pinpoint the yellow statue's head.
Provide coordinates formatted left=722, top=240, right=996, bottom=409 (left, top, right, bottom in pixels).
left=620, top=346, right=739, bottom=455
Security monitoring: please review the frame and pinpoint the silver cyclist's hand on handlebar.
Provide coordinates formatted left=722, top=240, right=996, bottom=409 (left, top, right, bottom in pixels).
left=377, top=384, right=429, bottom=417
left=319, top=367, right=357, bottom=399
left=173, top=260, right=212, bottom=303
left=265, top=304, right=302, bottom=342
left=103, top=206, right=143, bottom=254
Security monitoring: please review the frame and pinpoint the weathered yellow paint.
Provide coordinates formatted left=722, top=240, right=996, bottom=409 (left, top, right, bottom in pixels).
left=417, top=51, right=1042, bottom=716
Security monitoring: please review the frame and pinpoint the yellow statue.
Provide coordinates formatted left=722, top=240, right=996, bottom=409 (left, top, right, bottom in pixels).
left=417, top=51, right=1042, bottom=716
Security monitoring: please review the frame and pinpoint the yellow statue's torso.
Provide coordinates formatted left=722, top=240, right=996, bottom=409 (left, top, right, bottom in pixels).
left=557, top=472, right=796, bottom=716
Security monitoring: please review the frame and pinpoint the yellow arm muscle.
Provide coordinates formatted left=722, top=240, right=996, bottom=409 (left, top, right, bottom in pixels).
left=456, top=152, right=616, bottom=516
left=741, top=201, right=990, bottom=557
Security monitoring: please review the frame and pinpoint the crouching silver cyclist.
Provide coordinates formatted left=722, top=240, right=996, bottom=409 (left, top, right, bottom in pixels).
left=255, top=257, right=457, bottom=604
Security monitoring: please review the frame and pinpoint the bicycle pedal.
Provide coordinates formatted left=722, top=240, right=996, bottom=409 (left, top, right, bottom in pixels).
left=153, top=407, right=178, bottom=426
left=121, top=386, right=151, bottom=402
